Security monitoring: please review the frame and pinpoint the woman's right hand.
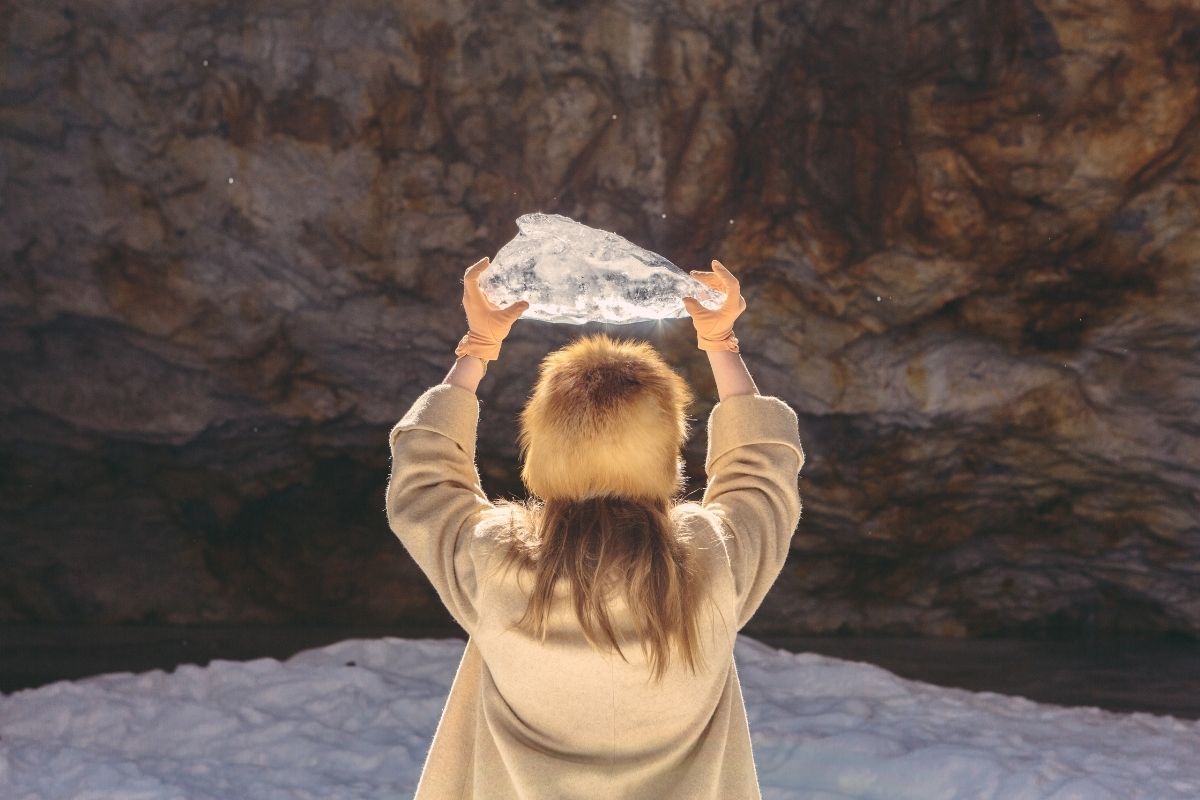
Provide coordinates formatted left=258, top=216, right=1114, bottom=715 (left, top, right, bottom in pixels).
left=682, top=260, right=747, bottom=352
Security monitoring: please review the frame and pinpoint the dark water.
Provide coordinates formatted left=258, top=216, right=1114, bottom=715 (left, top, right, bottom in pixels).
left=1, top=625, right=1197, bottom=720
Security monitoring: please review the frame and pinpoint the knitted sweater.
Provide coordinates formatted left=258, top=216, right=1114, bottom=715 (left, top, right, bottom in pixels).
left=386, top=382, right=805, bottom=799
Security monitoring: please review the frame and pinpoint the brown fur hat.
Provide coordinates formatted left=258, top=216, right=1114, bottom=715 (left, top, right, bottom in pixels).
left=518, top=333, right=696, bottom=503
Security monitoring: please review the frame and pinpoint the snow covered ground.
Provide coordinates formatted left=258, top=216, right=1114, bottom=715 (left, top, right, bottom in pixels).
left=1, top=635, right=1196, bottom=799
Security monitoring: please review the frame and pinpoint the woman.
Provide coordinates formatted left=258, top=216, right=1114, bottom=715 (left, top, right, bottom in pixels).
left=386, top=257, right=806, bottom=799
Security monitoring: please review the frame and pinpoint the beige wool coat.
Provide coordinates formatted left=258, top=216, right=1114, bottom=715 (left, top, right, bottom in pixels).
left=386, top=382, right=806, bottom=799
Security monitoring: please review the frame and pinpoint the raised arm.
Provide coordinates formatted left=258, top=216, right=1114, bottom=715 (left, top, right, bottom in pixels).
left=386, top=381, right=495, bottom=633
left=683, top=260, right=806, bottom=629
left=706, top=349, right=758, bottom=401
left=698, top=390, right=805, bottom=629
left=384, top=256, right=530, bottom=633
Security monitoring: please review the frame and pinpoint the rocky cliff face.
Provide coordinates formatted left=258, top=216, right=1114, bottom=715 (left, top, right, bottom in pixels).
left=2, top=0, right=1198, bottom=637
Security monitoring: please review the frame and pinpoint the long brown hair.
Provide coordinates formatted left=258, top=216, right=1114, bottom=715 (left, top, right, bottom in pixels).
left=492, top=493, right=710, bottom=683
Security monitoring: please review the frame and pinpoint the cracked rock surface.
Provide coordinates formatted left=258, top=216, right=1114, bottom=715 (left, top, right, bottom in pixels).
left=2, top=0, right=1198, bottom=636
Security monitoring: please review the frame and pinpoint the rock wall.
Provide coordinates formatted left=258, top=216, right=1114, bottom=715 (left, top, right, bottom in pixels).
left=2, top=0, right=1198, bottom=637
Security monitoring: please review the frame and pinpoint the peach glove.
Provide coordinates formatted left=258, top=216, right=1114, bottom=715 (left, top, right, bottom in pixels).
left=682, top=260, right=747, bottom=352
left=454, top=257, right=530, bottom=362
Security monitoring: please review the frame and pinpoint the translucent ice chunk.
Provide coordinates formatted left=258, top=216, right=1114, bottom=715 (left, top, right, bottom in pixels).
left=478, top=213, right=727, bottom=325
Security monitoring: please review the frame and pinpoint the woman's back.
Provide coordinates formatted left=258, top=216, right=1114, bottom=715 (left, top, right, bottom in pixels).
left=472, top=502, right=740, bottom=763
left=448, top=390, right=805, bottom=798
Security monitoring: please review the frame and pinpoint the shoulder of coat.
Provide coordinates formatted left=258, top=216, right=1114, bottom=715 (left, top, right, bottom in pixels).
left=670, top=501, right=730, bottom=548
left=474, top=502, right=532, bottom=537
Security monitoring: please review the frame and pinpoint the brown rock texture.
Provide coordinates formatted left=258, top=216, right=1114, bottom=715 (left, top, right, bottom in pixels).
left=2, top=0, right=1198, bottom=637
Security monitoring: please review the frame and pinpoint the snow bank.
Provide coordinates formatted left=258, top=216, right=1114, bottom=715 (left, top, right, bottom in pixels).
left=1, top=635, right=1196, bottom=799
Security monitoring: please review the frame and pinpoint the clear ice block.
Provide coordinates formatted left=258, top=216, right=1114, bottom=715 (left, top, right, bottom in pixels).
left=478, top=213, right=727, bottom=324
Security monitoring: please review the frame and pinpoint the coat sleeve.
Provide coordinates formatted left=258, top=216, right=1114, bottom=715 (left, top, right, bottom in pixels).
left=385, top=382, right=495, bottom=634
left=699, top=393, right=806, bottom=630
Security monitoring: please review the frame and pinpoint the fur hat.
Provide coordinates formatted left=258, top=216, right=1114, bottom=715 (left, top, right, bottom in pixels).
left=518, top=333, right=696, bottom=503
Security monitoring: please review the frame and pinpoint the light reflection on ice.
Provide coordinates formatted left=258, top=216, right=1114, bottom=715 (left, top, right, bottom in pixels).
left=478, top=213, right=726, bottom=325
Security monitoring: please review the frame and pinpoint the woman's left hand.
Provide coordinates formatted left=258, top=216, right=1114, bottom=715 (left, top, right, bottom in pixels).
left=454, top=257, right=530, bottom=362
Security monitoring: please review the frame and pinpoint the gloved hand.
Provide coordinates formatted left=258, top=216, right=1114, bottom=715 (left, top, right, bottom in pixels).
left=455, top=257, right=530, bottom=362
left=682, top=260, right=746, bottom=353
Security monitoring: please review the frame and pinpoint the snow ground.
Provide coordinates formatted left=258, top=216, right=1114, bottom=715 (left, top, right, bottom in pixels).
left=1, top=635, right=1196, bottom=799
